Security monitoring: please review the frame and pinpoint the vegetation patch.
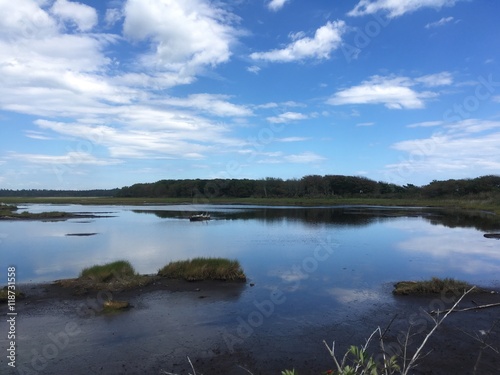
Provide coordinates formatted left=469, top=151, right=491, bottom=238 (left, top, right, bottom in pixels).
left=57, top=260, right=155, bottom=293
left=158, top=257, right=246, bottom=281
left=393, top=277, right=476, bottom=295
left=80, top=260, right=136, bottom=282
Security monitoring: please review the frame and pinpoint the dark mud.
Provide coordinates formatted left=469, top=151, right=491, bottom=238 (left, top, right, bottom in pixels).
left=2, top=282, right=500, bottom=375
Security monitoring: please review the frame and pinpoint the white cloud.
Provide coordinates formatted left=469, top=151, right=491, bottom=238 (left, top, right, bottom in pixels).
left=250, top=20, right=346, bottom=63
left=348, top=0, right=461, bottom=18
left=386, top=119, right=500, bottom=180
left=50, top=0, right=98, bottom=32
left=327, top=73, right=451, bottom=109
left=267, top=112, right=308, bottom=123
left=24, top=130, right=52, bottom=140
left=327, top=76, right=427, bottom=109
left=415, top=72, right=453, bottom=87
left=256, top=151, right=325, bottom=164
left=356, top=122, right=374, bottom=127
left=267, top=0, right=291, bottom=12
left=425, top=16, right=454, bottom=29
left=277, top=137, right=310, bottom=142
left=34, top=112, right=244, bottom=160
left=8, top=151, right=121, bottom=166
left=105, top=8, right=123, bottom=27
left=247, top=65, right=261, bottom=74
left=161, top=94, right=253, bottom=117
left=0, top=0, right=252, bottom=167
left=123, top=0, right=238, bottom=82
left=407, top=120, right=443, bottom=128
left=285, top=152, right=325, bottom=163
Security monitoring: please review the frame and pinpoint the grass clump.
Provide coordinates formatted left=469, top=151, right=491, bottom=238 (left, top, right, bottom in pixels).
left=393, top=277, right=475, bottom=295
left=79, top=260, right=136, bottom=282
left=158, top=257, right=246, bottom=281
left=58, top=260, right=154, bottom=293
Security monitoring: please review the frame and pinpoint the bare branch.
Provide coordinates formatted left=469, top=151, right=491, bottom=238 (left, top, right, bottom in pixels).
left=402, top=286, right=475, bottom=375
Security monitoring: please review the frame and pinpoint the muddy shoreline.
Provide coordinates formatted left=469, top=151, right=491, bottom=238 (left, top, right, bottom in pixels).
left=3, top=280, right=500, bottom=374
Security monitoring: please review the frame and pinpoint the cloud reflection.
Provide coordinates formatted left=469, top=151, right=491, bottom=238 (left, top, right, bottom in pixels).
left=395, top=221, right=500, bottom=276
left=326, top=287, right=383, bottom=304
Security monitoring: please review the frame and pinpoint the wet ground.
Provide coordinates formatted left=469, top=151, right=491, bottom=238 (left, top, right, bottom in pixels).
left=2, top=281, right=500, bottom=375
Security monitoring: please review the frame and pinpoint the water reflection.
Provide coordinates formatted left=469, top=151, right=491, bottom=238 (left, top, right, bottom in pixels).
left=134, top=205, right=500, bottom=231
left=1, top=204, right=499, bottom=288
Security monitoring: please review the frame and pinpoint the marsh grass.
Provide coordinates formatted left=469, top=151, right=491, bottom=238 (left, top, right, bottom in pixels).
left=158, top=257, right=246, bottom=281
left=80, top=260, right=136, bottom=282
left=56, top=260, right=155, bottom=292
left=393, top=277, right=476, bottom=295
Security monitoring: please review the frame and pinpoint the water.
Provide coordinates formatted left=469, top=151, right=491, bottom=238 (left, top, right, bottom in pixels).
left=2, top=204, right=499, bottom=288
left=3, top=204, right=500, bottom=374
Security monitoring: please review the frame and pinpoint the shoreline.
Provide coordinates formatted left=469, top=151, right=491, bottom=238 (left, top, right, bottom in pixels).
left=1, top=196, right=499, bottom=215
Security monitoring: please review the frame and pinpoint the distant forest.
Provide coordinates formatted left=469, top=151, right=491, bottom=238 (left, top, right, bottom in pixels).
left=115, top=175, right=500, bottom=199
left=2, top=175, right=498, bottom=199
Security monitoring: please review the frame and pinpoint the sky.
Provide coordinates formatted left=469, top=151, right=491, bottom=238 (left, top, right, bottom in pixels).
left=0, top=0, right=499, bottom=190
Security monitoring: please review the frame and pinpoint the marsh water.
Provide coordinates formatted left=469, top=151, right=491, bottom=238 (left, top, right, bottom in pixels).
left=3, top=204, right=500, bottom=286
left=2, top=204, right=500, bottom=374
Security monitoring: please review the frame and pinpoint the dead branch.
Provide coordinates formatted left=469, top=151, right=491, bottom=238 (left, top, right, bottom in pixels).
left=430, top=301, right=500, bottom=315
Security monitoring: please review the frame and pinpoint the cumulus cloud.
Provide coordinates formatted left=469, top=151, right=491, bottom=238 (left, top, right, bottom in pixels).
left=123, top=0, right=238, bottom=80
left=50, top=0, right=98, bottom=32
left=327, top=72, right=452, bottom=109
left=348, top=0, right=461, bottom=18
left=250, top=20, right=346, bottom=63
left=267, top=0, right=291, bottom=12
left=0, top=0, right=251, bottom=166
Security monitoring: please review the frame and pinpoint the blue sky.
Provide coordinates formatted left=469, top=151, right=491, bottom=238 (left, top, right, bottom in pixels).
left=1, top=0, right=499, bottom=189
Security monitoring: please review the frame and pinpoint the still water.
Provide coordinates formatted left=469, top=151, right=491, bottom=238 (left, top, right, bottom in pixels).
left=2, top=204, right=500, bottom=289
left=3, top=204, right=500, bottom=374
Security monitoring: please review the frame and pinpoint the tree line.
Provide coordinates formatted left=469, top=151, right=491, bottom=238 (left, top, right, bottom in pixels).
left=115, top=175, right=500, bottom=199
left=1, top=175, right=498, bottom=199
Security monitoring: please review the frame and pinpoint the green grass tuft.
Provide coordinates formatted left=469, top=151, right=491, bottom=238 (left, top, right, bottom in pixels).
left=393, top=277, right=475, bottom=295
left=79, top=260, right=136, bottom=282
left=158, top=257, right=246, bottom=281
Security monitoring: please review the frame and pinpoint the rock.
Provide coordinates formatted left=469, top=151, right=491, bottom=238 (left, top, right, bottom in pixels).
left=103, top=300, right=130, bottom=310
